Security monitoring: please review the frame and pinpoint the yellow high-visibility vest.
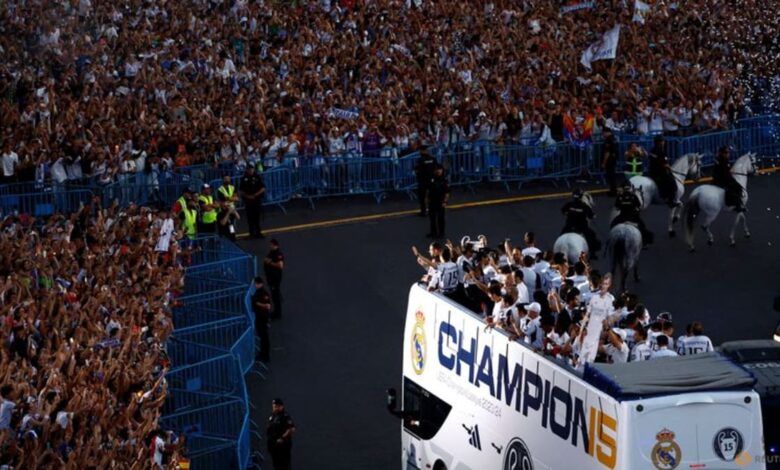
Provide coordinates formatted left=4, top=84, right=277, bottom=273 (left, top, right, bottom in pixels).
left=182, top=206, right=197, bottom=240
left=198, top=194, right=217, bottom=224
left=218, top=184, right=236, bottom=208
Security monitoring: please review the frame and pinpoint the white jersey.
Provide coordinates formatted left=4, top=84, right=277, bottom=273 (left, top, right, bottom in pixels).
left=677, top=335, right=714, bottom=355
left=616, top=328, right=637, bottom=351
left=605, top=342, right=629, bottom=364
left=515, top=282, right=530, bottom=304
left=456, top=255, right=473, bottom=284
left=523, top=317, right=543, bottom=350
left=651, top=347, right=679, bottom=359
left=521, top=246, right=541, bottom=258
left=434, top=262, right=460, bottom=293
left=630, top=342, right=652, bottom=362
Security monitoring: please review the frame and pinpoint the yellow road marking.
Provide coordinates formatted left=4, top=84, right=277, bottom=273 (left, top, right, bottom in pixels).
left=237, top=165, right=780, bottom=237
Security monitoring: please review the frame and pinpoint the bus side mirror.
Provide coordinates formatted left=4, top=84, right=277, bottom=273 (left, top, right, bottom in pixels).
left=387, top=388, right=400, bottom=417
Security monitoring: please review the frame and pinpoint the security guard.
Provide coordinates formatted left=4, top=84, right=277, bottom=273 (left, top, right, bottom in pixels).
left=648, top=136, right=676, bottom=206
left=561, top=188, right=601, bottom=256
left=197, top=184, right=218, bottom=233
left=240, top=165, right=266, bottom=238
left=218, top=175, right=240, bottom=240
left=252, top=276, right=272, bottom=362
left=712, top=147, right=744, bottom=212
left=414, top=149, right=437, bottom=216
left=179, top=198, right=199, bottom=242
left=426, top=164, right=449, bottom=239
left=611, top=181, right=654, bottom=247
left=173, top=188, right=194, bottom=216
left=264, top=239, right=285, bottom=320
left=601, top=131, right=618, bottom=196
left=267, top=398, right=295, bottom=470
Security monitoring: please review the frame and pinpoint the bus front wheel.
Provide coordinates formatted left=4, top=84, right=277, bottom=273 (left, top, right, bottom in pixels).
left=433, top=461, right=447, bottom=470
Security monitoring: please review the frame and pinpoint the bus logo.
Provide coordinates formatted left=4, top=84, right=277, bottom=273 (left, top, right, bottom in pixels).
left=411, top=310, right=427, bottom=375
left=651, top=428, right=682, bottom=470
left=713, top=427, right=744, bottom=462
left=503, top=437, right=533, bottom=470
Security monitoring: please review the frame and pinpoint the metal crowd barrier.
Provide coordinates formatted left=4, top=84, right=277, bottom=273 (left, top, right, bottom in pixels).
left=1, top=116, right=779, bottom=217
left=0, top=188, right=93, bottom=217
left=161, top=235, right=261, bottom=469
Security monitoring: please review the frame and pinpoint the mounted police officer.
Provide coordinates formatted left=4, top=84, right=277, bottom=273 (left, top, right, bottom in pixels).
left=648, top=136, right=676, bottom=207
left=561, top=188, right=601, bottom=257
left=611, top=181, right=654, bottom=248
left=712, top=146, right=745, bottom=212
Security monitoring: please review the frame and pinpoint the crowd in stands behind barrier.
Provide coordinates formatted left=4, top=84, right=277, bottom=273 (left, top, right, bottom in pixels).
left=0, top=201, right=187, bottom=468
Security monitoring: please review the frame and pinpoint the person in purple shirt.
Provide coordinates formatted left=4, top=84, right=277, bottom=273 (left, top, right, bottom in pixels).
left=361, top=122, right=384, bottom=158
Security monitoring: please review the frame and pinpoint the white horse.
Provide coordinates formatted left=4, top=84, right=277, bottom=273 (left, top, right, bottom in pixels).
left=606, top=223, right=643, bottom=292
left=554, top=192, right=594, bottom=263
left=683, top=153, right=757, bottom=251
left=626, top=153, right=703, bottom=237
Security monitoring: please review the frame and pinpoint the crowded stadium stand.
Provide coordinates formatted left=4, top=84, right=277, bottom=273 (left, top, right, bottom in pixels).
left=1, top=0, right=780, bottom=468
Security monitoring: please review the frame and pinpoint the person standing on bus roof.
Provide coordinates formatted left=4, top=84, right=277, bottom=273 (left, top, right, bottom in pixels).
left=428, top=247, right=461, bottom=303
left=267, top=398, right=296, bottom=470
left=677, top=321, right=714, bottom=355
left=630, top=328, right=652, bottom=362
left=650, top=335, right=678, bottom=359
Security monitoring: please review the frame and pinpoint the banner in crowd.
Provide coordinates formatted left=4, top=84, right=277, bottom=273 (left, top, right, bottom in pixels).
left=633, top=0, right=651, bottom=24
left=328, top=107, right=360, bottom=120
left=560, top=1, right=595, bottom=14
left=563, top=113, right=594, bottom=148
left=580, top=25, right=621, bottom=70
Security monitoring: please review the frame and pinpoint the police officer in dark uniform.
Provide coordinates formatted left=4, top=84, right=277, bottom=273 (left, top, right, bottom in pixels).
left=264, top=239, right=285, bottom=320
left=267, top=398, right=295, bottom=470
left=712, top=146, right=744, bottom=212
left=602, top=130, right=619, bottom=196
left=414, top=149, right=437, bottom=216
left=648, top=136, right=676, bottom=206
left=561, top=188, right=601, bottom=257
left=252, top=276, right=272, bottom=362
left=240, top=165, right=266, bottom=238
left=427, top=164, right=449, bottom=239
left=611, top=181, right=654, bottom=247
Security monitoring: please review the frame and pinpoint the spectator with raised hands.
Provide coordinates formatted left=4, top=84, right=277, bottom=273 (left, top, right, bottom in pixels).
left=1, top=0, right=776, bottom=191
left=0, top=199, right=186, bottom=468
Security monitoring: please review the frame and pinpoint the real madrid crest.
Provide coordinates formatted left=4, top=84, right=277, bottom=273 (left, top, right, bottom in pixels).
left=651, top=428, right=682, bottom=470
left=411, top=309, right=427, bottom=375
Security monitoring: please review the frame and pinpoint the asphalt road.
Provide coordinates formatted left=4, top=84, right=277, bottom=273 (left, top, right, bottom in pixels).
left=239, top=171, right=780, bottom=469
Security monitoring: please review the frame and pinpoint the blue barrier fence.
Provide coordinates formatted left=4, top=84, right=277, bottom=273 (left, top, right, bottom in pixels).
left=1, top=116, right=779, bottom=218
left=161, top=235, right=259, bottom=469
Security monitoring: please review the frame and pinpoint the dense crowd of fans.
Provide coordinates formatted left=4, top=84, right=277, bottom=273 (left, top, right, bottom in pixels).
left=414, top=233, right=714, bottom=367
left=2, top=0, right=779, bottom=186
left=0, top=199, right=188, bottom=468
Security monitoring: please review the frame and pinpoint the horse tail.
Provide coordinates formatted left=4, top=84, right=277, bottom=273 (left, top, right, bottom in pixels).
left=606, top=229, right=622, bottom=279
left=683, top=191, right=700, bottom=248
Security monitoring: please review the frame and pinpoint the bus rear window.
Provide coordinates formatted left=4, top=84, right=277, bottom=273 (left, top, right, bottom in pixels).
left=403, top=378, right=452, bottom=440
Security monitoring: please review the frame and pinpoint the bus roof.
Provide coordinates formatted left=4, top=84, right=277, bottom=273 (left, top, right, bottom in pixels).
left=584, top=352, right=756, bottom=400
left=419, top=286, right=756, bottom=401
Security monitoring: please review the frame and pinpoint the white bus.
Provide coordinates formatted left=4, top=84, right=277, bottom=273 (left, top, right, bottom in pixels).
left=388, top=284, right=766, bottom=470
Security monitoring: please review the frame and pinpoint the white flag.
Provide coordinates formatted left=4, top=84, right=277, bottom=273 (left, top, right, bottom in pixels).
left=633, top=0, right=651, bottom=24
left=580, top=25, right=621, bottom=70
